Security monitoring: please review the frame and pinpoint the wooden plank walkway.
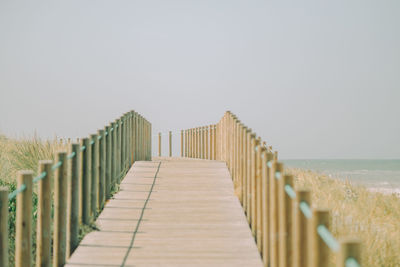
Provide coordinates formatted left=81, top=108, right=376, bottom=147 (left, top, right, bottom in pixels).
left=66, top=157, right=263, bottom=267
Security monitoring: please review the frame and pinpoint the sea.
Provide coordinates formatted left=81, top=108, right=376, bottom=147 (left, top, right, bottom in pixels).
left=282, top=159, right=400, bottom=195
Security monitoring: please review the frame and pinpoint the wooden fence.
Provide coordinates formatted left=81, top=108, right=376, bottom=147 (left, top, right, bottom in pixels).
left=179, top=111, right=361, bottom=267
left=0, top=110, right=151, bottom=267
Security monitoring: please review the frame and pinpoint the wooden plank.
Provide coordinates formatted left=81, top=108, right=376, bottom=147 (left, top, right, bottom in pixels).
left=66, top=158, right=263, bottom=267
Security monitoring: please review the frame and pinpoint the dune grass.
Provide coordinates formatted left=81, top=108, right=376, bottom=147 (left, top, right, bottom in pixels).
left=0, top=134, right=66, bottom=265
left=0, top=135, right=100, bottom=265
left=288, top=168, right=400, bottom=267
left=1, top=135, right=399, bottom=266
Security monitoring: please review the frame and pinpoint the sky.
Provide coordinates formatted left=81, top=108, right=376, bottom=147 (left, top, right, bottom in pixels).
left=0, top=0, right=399, bottom=159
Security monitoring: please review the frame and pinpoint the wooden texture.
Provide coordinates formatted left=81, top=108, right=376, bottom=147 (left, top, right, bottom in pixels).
left=80, top=138, right=91, bottom=224
left=53, top=152, right=67, bottom=267
left=36, top=160, right=53, bottom=267
left=169, top=131, right=172, bottom=157
left=158, top=133, right=161, bottom=157
left=66, top=158, right=263, bottom=267
left=337, top=238, right=361, bottom=267
left=90, top=134, right=99, bottom=217
left=16, top=170, right=34, bottom=267
left=293, top=190, right=311, bottom=267
left=67, top=144, right=80, bottom=258
left=310, top=209, right=329, bottom=267
left=0, top=187, right=8, bottom=267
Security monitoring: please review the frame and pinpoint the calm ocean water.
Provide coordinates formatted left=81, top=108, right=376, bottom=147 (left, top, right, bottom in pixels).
left=282, top=159, right=400, bottom=194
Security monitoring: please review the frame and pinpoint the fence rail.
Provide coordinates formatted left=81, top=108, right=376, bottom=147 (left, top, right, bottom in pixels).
left=177, top=111, right=361, bottom=267
left=0, top=110, right=151, bottom=267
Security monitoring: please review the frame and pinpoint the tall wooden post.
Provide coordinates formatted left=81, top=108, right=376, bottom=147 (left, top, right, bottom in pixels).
left=256, top=146, right=266, bottom=252
left=53, top=152, right=67, bottom=267
left=181, top=130, right=184, bottom=157
left=262, top=151, right=273, bottom=266
left=250, top=136, right=259, bottom=236
left=90, top=134, right=98, bottom=217
left=269, top=161, right=284, bottom=267
left=36, top=161, right=52, bottom=267
left=169, top=131, right=172, bottom=157
left=98, top=130, right=106, bottom=208
left=0, top=188, right=9, bottom=267
left=105, top=125, right=112, bottom=199
left=80, top=138, right=90, bottom=224
left=111, top=122, right=117, bottom=187
left=311, top=209, right=330, bottom=267
left=202, top=126, right=206, bottom=159
left=158, top=132, right=161, bottom=157
left=16, top=170, right=34, bottom=267
left=279, top=174, right=294, bottom=267
left=246, top=131, right=253, bottom=223
left=67, top=144, right=80, bottom=258
left=242, top=126, right=248, bottom=210
left=293, top=190, right=311, bottom=267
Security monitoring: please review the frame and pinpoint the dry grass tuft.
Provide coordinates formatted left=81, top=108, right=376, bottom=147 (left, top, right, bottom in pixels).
left=288, top=168, right=400, bottom=267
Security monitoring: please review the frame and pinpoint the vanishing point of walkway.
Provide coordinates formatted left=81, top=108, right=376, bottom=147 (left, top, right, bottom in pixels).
left=66, top=157, right=263, bottom=267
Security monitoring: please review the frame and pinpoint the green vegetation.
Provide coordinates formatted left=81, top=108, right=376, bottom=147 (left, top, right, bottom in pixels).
left=289, top=168, right=400, bottom=267
left=0, top=135, right=97, bottom=265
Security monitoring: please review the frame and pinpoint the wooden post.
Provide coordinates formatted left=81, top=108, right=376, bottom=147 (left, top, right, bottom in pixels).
left=116, top=119, right=121, bottom=179
left=169, top=131, right=172, bottom=157
left=15, top=171, right=34, bottom=267
left=337, top=239, right=361, bottom=267
left=213, top=124, right=217, bottom=160
left=185, top=130, right=188, bottom=157
left=201, top=126, right=205, bottom=159
left=262, top=151, right=273, bottom=266
left=53, top=152, right=67, bottom=267
left=197, top=128, right=200, bottom=158
left=269, top=161, right=284, bottom=267
left=208, top=125, right=214, bottom=160
left=256, top=146, right=266, bottom=252
left=90, top=134, right=98, bottom=217
left=250, top=136, right=260, bottom=236
left=0, top=187, right=8, bottom=267
left=36, top=161, right=52, bottom=267
left=279, top=174, right=294, bottom=267
left=80, top=138, right=90, bottom=224
left=184, top=130, right=187, bottom=157
left=194, top=128, right=197, bottom=158
left=205, top=126, right=209, bottom=159
left=98, top=129, right=106, bottom=208
left=293, top=190, right=311, bottom=267
left=238, top=123, right=243, bottom=203
left=242, top=126, right=248, bottom=210
left=310, top=209, right=330, bottom=267
left=111, top=122, right=117, bottom=187
left=105, top=125, right=112, bottom=199
left=181, top=130, right=184, bottom=157
left=133, top=113, right=136, bottom=161
left=66, top=143, right=80, bottom=258
left=158, top=132, right=161, bottom=157
left=191, top=128, right=194, bottom=158
left=128, top=113, right=132, bottom=165
left=246, top=131, right=253, bottom=223
left=121, top=115, right=126, bottom=172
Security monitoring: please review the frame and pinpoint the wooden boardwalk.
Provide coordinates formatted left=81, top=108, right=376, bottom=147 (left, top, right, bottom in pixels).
left=66, top=157, right=263, bottom=267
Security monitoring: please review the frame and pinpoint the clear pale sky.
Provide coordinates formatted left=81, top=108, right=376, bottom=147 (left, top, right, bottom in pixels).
left=0, top=0, right=399, bottom=159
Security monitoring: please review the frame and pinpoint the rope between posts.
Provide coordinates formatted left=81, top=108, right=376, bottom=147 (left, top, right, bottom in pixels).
left=277, top=171, right=355, bottom=263
left=346, top=258, right=360, bottom=267
left=317, top=225, right=340, bottom=252
left=8, top=147, right=86, bottom=200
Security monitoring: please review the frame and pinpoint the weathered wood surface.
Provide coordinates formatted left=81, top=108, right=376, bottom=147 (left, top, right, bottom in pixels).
left=66, top=157, right=263, bottom=267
